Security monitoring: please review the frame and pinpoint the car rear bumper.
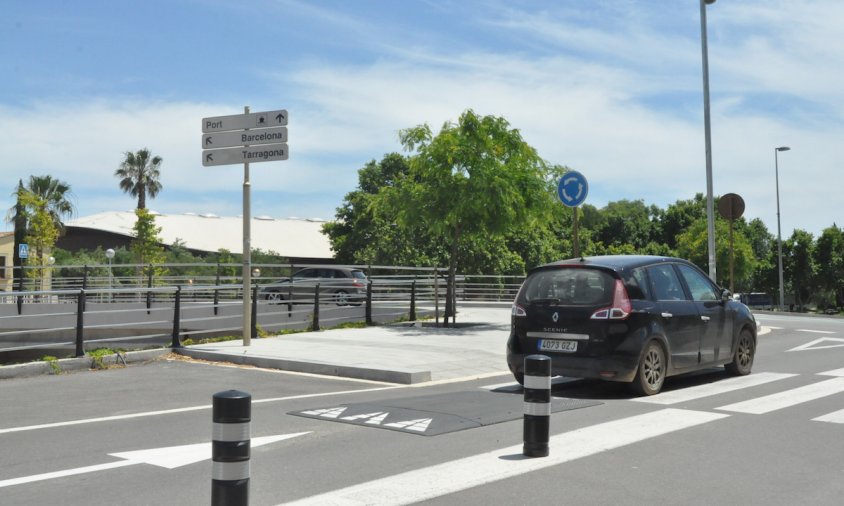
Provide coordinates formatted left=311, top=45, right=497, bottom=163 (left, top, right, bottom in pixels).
left=507, top=335, right=639, bottom=383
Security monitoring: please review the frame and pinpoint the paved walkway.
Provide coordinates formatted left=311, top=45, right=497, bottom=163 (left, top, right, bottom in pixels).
left=179, top=305, right=513, bottom=384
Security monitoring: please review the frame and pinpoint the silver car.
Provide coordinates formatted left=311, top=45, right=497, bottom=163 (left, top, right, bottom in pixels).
left=260, top=267, right=367, bottom=306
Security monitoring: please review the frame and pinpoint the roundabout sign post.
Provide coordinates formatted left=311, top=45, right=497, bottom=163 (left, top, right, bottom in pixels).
left=557, top=171, right=589, bottom=257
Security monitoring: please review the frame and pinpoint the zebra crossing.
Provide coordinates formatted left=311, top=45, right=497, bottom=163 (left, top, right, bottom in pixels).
left=630, top=368, right=844, bottom=423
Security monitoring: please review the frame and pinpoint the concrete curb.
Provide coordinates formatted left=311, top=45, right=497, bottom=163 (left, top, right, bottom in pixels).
left=0, top=348, right=171, bottom=380
left=176, top=348, right=431, bottom=385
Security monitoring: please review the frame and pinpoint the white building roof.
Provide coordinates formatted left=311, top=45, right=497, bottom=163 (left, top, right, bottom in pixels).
left=67, top=211, right=334, bottom=258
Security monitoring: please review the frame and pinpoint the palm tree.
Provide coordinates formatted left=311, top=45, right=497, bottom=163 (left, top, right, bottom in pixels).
left=6, top=176, right=75, bottom=292
left=115, top=148, right=163, bottom=209
left=24, top=175, right=75, bottom=232
left=6, top=176, right=75, bottom=234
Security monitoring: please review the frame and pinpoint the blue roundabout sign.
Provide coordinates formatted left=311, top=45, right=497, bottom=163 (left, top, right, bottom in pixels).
left=557, top=171, right=588, bottom=207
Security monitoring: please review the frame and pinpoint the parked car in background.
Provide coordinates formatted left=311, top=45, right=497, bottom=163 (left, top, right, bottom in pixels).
left=737, top=292, right=774, bottom=310
left=507, top=255, right=757, bottom=396
left=260, top=267, right=368, bottom=306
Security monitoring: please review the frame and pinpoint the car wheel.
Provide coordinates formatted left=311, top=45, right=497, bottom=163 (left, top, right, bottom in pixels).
left=334, top=290, right=350, bottom=306
left=265, top=291, right=285, bottom=304
left=725, top=328, right=755, bottom=376
left=631, top=341, right=666, bottom=396
left=514, top=372, right=525, bottom=386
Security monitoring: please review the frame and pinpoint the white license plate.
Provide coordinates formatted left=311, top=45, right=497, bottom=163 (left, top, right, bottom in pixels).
left=538, top=339, right=577, bottom=353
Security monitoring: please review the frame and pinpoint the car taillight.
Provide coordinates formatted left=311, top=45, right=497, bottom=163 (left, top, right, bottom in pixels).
left=590, top=279, right=631, bottom=320
left=512, top=304, right=526, bottom=317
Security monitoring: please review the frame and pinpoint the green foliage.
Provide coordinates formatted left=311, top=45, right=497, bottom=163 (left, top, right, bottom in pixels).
left=813, top=225, right=844, bottom=307
left=115, top=148, right=163, bottom=209
left=675, top=217, right=756, bottom=290
left=131, top=208, right=167, bottom=278
left=41, top=356, right=61, bottom=374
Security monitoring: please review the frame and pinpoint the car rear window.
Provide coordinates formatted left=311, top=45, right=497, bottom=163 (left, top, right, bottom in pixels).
left=519, top=268, right=615, bottom=306
left=350, top=270, right=367, bottom=279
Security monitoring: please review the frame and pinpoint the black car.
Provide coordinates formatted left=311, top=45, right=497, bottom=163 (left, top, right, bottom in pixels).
left=506, top=255, right=757, bottom=395
left=261, top=267, right=368, bottom=306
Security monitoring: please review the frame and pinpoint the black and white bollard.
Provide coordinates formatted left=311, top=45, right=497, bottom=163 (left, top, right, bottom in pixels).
left=523, top=354, right=551, bottom=458
left=212, top=390, right=251, bottom=506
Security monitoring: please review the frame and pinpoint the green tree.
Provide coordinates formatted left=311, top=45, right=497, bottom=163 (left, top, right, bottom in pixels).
left=384, top=110, right=552, bottom=323
left=592, top=199, right=663, bottom=251
left=784, top=229, right=815, bottom=310
left=675, top=217, right=755, bottom=289
left=813, top=225, right=844, bottom=308
left=19, top=191, right=60, bottom=287
left=115, top=148, right=163, bottom=209
left=661, top=194, right=706, bottom=249
left=322, top=153, right=445, bottom=266
left=130, top=208, right=166, bottom=279
left=6, top=176, right=75, bottom=289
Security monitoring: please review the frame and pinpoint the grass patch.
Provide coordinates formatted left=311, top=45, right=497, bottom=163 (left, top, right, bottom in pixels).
left=41, top=356, right=61, bottom=375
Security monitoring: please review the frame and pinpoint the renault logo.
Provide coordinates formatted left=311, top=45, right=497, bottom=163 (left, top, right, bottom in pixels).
left=552, top=312, right=559, bottom=323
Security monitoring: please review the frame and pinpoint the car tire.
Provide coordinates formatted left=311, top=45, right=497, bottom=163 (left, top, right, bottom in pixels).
left=334, top=290, right=350, bottom=306
left=514, top=372, right=525, bottom=386
left=631, top=341, right=666, bottom=396
left=725, top=328, right=755, bottom=376
left=265, top=291, right=285, bottom=304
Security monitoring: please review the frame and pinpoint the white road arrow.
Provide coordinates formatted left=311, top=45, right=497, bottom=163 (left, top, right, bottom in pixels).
left=0, top=432, right=309, bottom=489
left=787, top=337, right=844, bottom=352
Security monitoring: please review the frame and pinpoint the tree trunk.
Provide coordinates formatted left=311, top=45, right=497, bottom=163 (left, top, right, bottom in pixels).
left=445, top=223, right=461, bottom=327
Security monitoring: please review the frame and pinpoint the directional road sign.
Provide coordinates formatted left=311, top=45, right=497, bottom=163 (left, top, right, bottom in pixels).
left=202, top=143, right=289, bottom=167
left=557, top=171, right=589, bottom=207
left=202, top=126, right=288, bottom=149
left=202, top=109, right=288, bottom=133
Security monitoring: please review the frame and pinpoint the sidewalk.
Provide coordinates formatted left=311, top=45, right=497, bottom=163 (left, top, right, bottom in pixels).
left=178, top=305, right=514, bottom=384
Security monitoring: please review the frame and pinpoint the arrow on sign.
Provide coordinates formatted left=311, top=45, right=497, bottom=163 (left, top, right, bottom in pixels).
left=0, top=432, right=309, bottom=489
left=206, top=153, right=213, bottom=163
left=206, top=137, right=213, bottom=146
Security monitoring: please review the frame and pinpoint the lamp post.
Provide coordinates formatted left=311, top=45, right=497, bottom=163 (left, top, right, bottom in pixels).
left=105, top=248, right=115, bottom=303
left=700, top=0, right=718, bottom=282
left=775, top=146, right=790, bottom=311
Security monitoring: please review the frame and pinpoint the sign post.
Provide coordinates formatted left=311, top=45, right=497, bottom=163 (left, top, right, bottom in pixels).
left=201, top=107, right=290, bottom=346
left=718, top=193, right=745, bottom=294
left=557, top=171, right=589, bottom=257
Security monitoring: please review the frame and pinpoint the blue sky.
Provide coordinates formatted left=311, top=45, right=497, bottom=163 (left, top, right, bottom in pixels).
left=2, top=0, right=842, bottom=240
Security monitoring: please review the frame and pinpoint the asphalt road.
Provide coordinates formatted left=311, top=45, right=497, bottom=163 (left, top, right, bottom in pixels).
left=1, top=313, right=843, bottom=505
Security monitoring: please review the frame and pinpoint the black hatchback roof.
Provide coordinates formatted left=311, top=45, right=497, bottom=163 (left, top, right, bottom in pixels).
left=530, top=255, right=693, bottom=275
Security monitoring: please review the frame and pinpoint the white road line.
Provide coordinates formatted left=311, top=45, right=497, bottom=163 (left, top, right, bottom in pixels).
left=630, top=372, right=796, bottom=405
left=796, top=329, right=836, bottom=334
left=280, top=408, right=728, bottom=506
left=0, top=386, right=399, bottom=436
left=480, top=377, right=579, bottom=391
left=0, top=460, right=136, bottom=488
left=819, top=368, right=844, bottom=377
left=813, top=409, right=844, bottom=424
left=717, top=377, right=844, bottom=414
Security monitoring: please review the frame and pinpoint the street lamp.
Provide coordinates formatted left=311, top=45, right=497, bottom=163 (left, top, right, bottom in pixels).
left=105, top=248, right=115, bottom=303
left=700, top=0, right=718, bottom=282
left=775, top=146, right=791, bottom=311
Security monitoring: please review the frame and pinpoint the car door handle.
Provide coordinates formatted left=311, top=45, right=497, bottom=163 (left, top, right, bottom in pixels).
left=701, top=316, right=711, bottom=322
left=661, top=312, right=673, bottom=318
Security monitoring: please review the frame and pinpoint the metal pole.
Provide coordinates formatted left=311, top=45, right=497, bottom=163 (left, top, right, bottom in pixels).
left=700, top=0, right=717, bottom=282
left=75, top=290, right=85, bottom=357
left=242, top=105, right=252, bottom=346
left=172, top=286, right=182, bottom=348
left=775, top=148, right=786, bottom=311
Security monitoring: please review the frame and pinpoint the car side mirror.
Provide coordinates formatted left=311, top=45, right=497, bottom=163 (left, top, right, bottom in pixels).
left=721, top=288, right=732, bottom=303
